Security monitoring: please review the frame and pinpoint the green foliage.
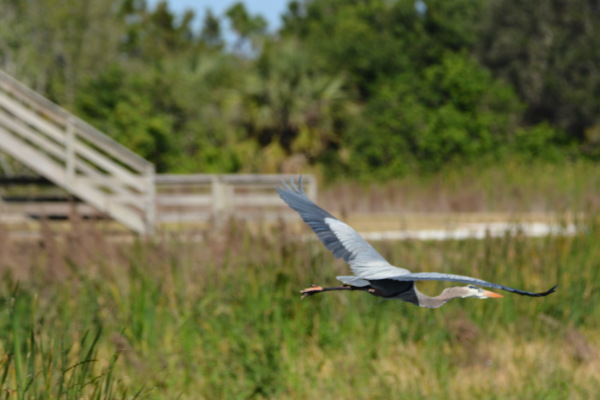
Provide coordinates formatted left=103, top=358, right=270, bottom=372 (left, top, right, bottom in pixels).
left=200, top=10, right=224, bottom=49
left=345, top=53, right=522, bottom=179
left=75, top=66, right=175, bottom=171
left=583, top=122, right=600, bottom=160
left=477, top=0, right=600, bottom=140
left=0, top=0, right=125, bottom=105
left=119, top=0, right=198, bottom=63
left=0, top=285, right=131, bottom=398
left=281, top=0, right=486, bottom=97
left=234, top=38, right=349, bottom=172
left=156, top=52, right=250, bottom=173
left=226, top=2, right=268, bottom=51
left=512, top=122, right=571, bottom=163
left=1, top=0, right=598, bottom=179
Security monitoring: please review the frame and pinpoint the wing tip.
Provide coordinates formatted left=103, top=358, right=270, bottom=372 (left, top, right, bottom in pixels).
left=276, top=175, right=304, bottom=195
left=536, top=284, right=558, bottom=297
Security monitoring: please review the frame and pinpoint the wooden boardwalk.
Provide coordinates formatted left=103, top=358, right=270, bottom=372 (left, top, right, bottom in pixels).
left=155, top=174, right=317, bottom=224
left=0, top=70, right=317, bottom=233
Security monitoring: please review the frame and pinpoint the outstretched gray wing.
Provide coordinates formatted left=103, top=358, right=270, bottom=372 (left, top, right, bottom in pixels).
left=390, top=272, right=557, bottom=297
left=277, top=178, right=409, bottom=279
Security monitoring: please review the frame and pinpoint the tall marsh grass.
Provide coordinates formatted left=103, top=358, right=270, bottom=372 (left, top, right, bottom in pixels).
left=0, top=213, right=598, bottom=399
left=322, top=160, right=600, bottom=214
left=0, top=162, right=599, bottom=398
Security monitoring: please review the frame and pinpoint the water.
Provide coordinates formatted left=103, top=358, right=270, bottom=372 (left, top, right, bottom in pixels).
left=359, top=222, right=578, bottom=241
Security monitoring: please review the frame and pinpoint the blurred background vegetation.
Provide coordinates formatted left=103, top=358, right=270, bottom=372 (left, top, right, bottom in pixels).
left=1, top=0, right=599, bottom=180
left=1, top=0, right=600, bottom=398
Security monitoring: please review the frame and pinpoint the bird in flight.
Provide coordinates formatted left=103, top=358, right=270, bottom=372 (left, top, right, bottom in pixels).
left=277, top=178, right=557, bottom=309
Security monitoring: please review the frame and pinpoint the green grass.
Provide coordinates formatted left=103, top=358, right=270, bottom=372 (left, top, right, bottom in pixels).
left=0, top=215, right=598, bottom=399
left=0, top=161, right=599, bottom=398
left=0, top=285, right=136, bottom=399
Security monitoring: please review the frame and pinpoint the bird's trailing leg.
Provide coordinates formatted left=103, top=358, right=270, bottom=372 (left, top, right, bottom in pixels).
left=300, top=284, right=374, bottom=299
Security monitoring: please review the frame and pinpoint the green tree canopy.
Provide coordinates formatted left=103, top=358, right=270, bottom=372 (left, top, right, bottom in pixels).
left=281, top=0, right=486, bottom=99
left=344, top=52, right=523, bottom=179
left=0, top=0, right=597, bottom=179
left=477, top=0, right=600, bottom=144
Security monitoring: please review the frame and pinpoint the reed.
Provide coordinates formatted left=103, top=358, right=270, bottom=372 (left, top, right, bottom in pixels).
left=321, top=159, right=600, bottom=214
left=0, top=163, right=598, bottom=398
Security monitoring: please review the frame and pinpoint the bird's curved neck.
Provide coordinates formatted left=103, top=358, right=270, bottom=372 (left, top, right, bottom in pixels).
left=414, top=287, right=459, bottom=309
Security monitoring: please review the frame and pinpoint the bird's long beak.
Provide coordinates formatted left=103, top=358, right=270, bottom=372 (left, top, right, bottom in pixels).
left=482, top=289, right=503, bottom=298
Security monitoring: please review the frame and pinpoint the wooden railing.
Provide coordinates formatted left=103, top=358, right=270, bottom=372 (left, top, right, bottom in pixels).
left=0, top=71, right=317, bottom=233
left=0, top=70, right=155, bottom=234
left=156, top=174, right=317, bottom=224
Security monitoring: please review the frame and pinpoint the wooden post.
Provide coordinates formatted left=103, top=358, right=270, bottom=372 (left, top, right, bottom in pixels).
left=145, top=163, right=156, bottom=235
left=65, top=117, right=75, bottom=190
left=307, top=175, right=318, bottom=201
left=211, top=175, right=233, bottom=227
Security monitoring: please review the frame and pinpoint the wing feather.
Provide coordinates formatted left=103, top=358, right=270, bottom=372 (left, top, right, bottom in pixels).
left=390, top=272, right=557, bottom=297
left=336, top=276, right=371, bottom=287
left=277, top=178, right=409, bottom=278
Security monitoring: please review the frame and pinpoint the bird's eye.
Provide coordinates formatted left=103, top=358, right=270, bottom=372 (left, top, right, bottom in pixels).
left=467, top=285, right=480, bottom=290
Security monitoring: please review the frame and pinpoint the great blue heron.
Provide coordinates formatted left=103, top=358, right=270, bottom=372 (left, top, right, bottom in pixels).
left=277, top=178, right=557, bottom=309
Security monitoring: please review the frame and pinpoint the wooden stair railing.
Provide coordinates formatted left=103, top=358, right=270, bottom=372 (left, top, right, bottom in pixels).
left=0, top=70, right=155, bottom=234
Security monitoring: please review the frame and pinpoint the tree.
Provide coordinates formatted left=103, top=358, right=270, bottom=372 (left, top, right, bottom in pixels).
left=200, top=10, right=224, bottom=49
left=226, top=2, right=268, bottom=54
left=120, top=0, right=197, bottom=62
left=281, top=0, right=486, bottom=99
left=0, top=0, right=125, bottom=105
left=75, top=66, right=175, bottom=171
left=231, top=39, right=349, bottom=172
left=344, top=52, right=523, bottom=179
left=477, top=0, right=600, bottom=144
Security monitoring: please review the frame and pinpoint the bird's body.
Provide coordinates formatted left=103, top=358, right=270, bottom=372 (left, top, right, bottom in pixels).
left=277, top=178, right=557, bottom=308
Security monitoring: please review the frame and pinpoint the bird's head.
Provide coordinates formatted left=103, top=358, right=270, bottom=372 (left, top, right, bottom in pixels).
left=459, top=284, right=503, bottom=299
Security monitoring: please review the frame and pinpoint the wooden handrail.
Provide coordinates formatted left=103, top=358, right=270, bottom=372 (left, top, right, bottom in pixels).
left=0, top=70, right=151, bottom=173
left=155, top=173, right=318, bottom=224
left=0, top=69, right=155, bottom=234
left=156, top=173, right=317, bottom=186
